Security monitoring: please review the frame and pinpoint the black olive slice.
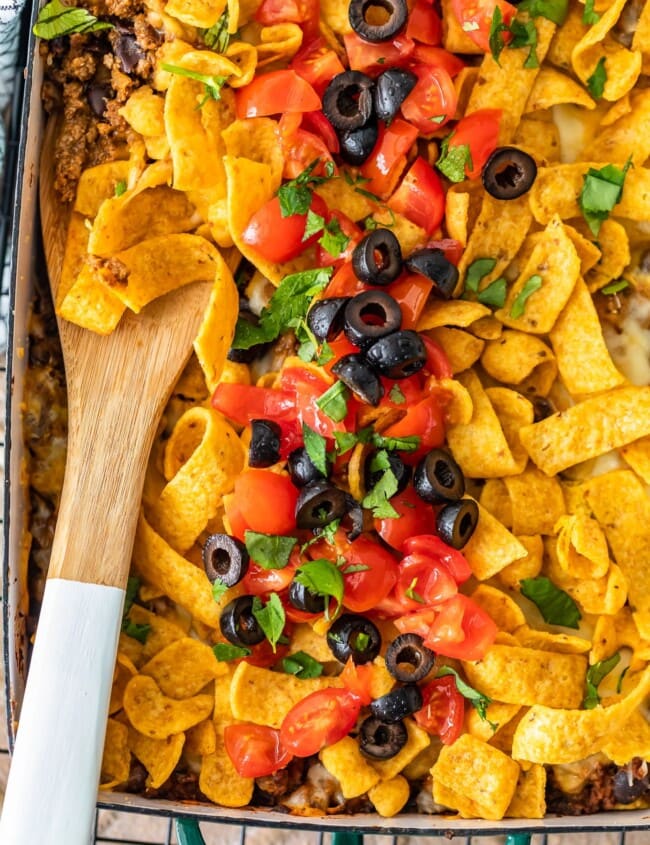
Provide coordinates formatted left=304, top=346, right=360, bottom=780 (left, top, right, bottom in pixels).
left=374, top=68, right=417, bottom=123
left=327, top=613, right=382, bottom=664
left=385, top=633, right=435, bottom=683
left=87, top=84, right=110, bottom=118
left=352, top=230, right=403, bottom=286
left=295, top=480, right=348, bottom=529
left=364, top=330, right=427, bottom=379
left=339, top=118, right=379, bottom=166
left=437, top=499, right=479, bottom=549
left=348, top=0, right=408, bottom=43
left=332, top=354, right=384, bottom=406
left=288, top=446, right=326, bottom=487
left=413, top=448, right=465, bottom=504
left=343, top=493, right=365, bottom=541
left=307, top=297, right=351, bottom=343
left=220, top=595, right=266, bottom=646
left=370, top=684, right=423, bottom=723
left=482, top=146, right=538, bottom=200
left=288, top=579, right=327, bottom=614
left=323, top=71, right=375, bottom=132
left=202, top=533, right=250, bottom=587
left=365, top=450, right=411, bottom=495
left=115, top=31, right=146, bottom=74
left=405, top=248, right=459, bottom=299
left=249, top=419, right=281, bottom=467
left=344, top=290, right=402, bottom=348
left=359, top=716, right=408, bottom=759
left=613, top=768, right=650, bottom=804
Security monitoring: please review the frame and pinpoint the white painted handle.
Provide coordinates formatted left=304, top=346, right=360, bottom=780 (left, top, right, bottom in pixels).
left=0, top=578, right=125, bottom=844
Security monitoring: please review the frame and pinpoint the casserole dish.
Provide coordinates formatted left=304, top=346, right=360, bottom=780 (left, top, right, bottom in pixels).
left=4, top=0, right=650, bottom=836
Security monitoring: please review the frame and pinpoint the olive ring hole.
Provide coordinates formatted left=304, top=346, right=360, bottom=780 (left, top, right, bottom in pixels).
left=494, top=162, right=524, bottom=190
left=359, top=302, right=389, bottom=327
left=361, top=0, right=394, bottom=25
left=434, top=459, right=456, bottom=489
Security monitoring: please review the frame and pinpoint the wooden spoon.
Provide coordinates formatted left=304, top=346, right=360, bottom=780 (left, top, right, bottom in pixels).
left=0, top=116, right=215, bottom=843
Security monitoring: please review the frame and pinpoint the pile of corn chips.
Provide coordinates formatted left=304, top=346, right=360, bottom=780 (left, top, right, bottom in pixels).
left=48, top=0, right=650, bottom=823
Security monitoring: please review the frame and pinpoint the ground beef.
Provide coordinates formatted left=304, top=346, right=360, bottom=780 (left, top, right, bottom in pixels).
left=255, top=759, right=308, bottom=805
left=546, top=763, right=618, bottom=815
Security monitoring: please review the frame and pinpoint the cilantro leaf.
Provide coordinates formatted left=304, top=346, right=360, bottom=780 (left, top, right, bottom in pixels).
left=244, top=530, right=296, bottom=570
left=161, top=63, right=228, bottom=108
left=488, top=6, right=510, bottom=64
left=465, top=257, right=497, bottom=294
left=294, top=559, right=344, bottom=616
left=582, top=0, right=600, bottom=24
left=362, top=450, right=399, bottom=518
left=405, top=577, right=425, bottom=604
left=121, top=577, right=150, bottom=642
left=123, top=576, right=140, bottom=618
left=277, top=159, right=335, bottom=217
left=587, top=57, right=607, bottom=98
left=510, top=274, right=543, bottom=318
left=316, top=381, right=349, bottom=422
left=509, top=19, right=539, bottom=68
left=213, top=642, right=251, bottom=661
left=232, top=267, right=332, bottom=350
left=579, top=159, right=632, bottom=236
left=617, top=665, right=629, bottom=694
left=372, top=433, right=420, bottom=452
left=601, top=279, right=629, bottom=295
left=202, top=9, right=231, bottom=52
left=437, top=667, right=495, bottom=727
left=122, top=621, right=151, bottom=644
left=317, top=341, right=335, bottom=366
left=583, top=652, right=621, bottom=709
left=389, top=384, right=406, bottom=404
left=520, top=576, right=581, bottom=629
left=319, top=216, right=351, bottom=258
left=33, top=0, right=113, bottom=38
left=436, top=134, right=473, bottom=183
left=252, top=593, right=286, bottom=652
left=114, top=180, right=127, bottom=198
left=334, top=431, right=359, bottom=454
left=281, top=651, right=323, bottom=679
left=303, top=209, right=326, bottom=242
left=342, top=563, right=371, bottom=574
left=212, top=579, right=229, bottom=602
left=302, top=422, right=329, bottom=476
left=517, top=0, right=568, bottom=24
left=477, top=277, right=507, bottom=308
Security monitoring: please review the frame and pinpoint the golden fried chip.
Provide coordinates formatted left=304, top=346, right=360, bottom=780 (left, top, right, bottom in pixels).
left=427, top=327, right=485, bottom=374
left=620, top=435, right=650, bottom=484
left=123, top=675, right=213, bottom=739
left=199, top=738, right=254, bottom=807
left=74, top=161, right=131, bottom=219
left=602, top=709, right=650, bottom=767
left=439, top=376, right=473, bottom=425
left=256, top=23, right=303, bottom=66
left=445, top=189, right=470, bottom=246
left=515, top=626, right=591, bottom=655
left=369, top=776, right=410, bottom=817
left=584, top=219, right=631, bottom=293
left=525, top=67, right=595, bottom=112
left=471, top=585, right=526, bottom=633
left=479, top=479, right=513, bottom=528
left=467, top=702, right=519, bottom=742
left=110, top=654, right=138, bottom=714
left=441, top=0, right=483, bottom=53
left=101, top=718, right=131, bottom=789
left=503, top=466, right=565, bottom=536
left=563, top=223, right=603, bottom=274
left=520, top=386, right=650, bottom=475
left=547, top=540, right=627, bottom=616
left=222, top=118, right=284, bottom=186
left=58, top=261, right=127, bottom=335
left=432, top=734, right=520, bottom=821
left=546, top=4, right=588, bottom=69
left=58, top=213, right=90, bottom=306
left=462, top=501, right=527, bottom=580
left=446, top=371, right=520, bottom=478
left=372, top=718, right=430, bottom=781
left=496, top=535, right=543, bottom=591
left=128, top=728, right=185, bottom=788
left=512, top=116, right=561, bottom=164
left=140, top=638, right=224, bottom=698
left=119, top=86, right=166, bottom=138
left=165, top=0, right=227, bottom=27
left=128, top=605, right=188, bottom=664
left=463, top=645, right=587, bottom=709
left=418, top=300, right=491, bottom=331
left=481, top=331, right=557, bottom=397
left=512, top=667, right=650, bottom=764
left=506, top=765, right=546, bottom=819
left=185, top=719, right=217, bottom=757
left=555, top=513, right=610, bottom=580
left=632, top=0, right=650, bottom=73
left=584, top=89, right=650, bottom=165
left=133, top=512, right=223, bottom=628
left=484, top=387, right=534, bottom=474
left=224, top=42, right=258, bottom=87
left=320, top=737, right=381, bottom=798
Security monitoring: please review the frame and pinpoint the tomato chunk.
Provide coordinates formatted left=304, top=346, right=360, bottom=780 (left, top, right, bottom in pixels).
left=400, top=64, right=457, bottom=133
left=234, top=470, right=299, bottom=535
left=414, top=676, right=465, bottom=745
left=241, top=193, right=328, bottom=264
left=450, top=0, right=517, bottom=52
left=236, top=70, right=321, bottom=118
left=388, top=157, right=445, bottom=236
left=224, top=723, right=293, bottom=777
left=280, top=688, right=362, bottom=756
left=445, top=108, right=502, bottom=179
left=424, top=594, right=499, bottom=660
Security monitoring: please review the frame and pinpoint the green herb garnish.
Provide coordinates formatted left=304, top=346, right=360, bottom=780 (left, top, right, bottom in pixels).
left=582, top=0, right=600, bottom=24
left=122, top=621, right=151, bottom=644
left=277, top=159, right=335, bottom=217
left=33, top=0, right=113, bottom=38
left=114, top=180, right=127, bottom=198
left=302, top=423, right=329, bottom=476
left=437, top=133, right=473, bottom=183
left=213, top=642, right=251, bottom=661
left=202, top=9, right=231, bottom=52
left=510, top=274, right=543, bottom=318
left=319, top=216, right=351, bottom=258
left=244, top=531, right=297, bottom=570
left=579, top=159, right=632, bottom=236
left=587, top=57, right=607, bottom=98
left=477, top=277, right=507, bottom=308
left=252, top=593, right=286, bottom=652
left=362, top=450, right=399, bottom=518
left=520, top=576, right=581, bottom=629
left=405, top=577, right=425, bottom=604
left=518, top=0, right=568, bottom=25
left=465, top=257, right=497, bottom=294
left=488, top=6, right=510, bottom=64
left=212, top=579, right=229, bottom=602
left=583, top=652, right=621, bottom=709
left=316, top=381, right=350, bottom=422
left=601, top=279, right=629, bottom=295
left=389, top=384, right=406, bottom=404
left=509, top=19, right=539, bottom=68
left=281, top=651, right=323, bottom=679
left=437, top=667, right=495, bottom=727
left=294, top=559, right=344, bottom=617
left=161, top=63, right=228, bottom=108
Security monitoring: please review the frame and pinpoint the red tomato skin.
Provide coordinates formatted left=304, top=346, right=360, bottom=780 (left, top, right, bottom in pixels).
left=376, top=487, right=436, bottom=550
left=411, top=44, right=466, bottom=77
left=342, top=537, right=399, bottom=612
left=212, top=383, right=297, bottom=427
left=391, top=606, right=437, bottom=635
left=301, top=111, right=341, bottom=154
left=360, top=118, right=419, bottom=199
left=427, top=237, right=464, bottom=265
left=382, top=395, right=446, bottom=458
left=394, top=553, right=458, bottom=611
left=236, top=70, right=321, bottom=118
left=280, top=688, right=362, bottom=756
left=407, top=0, right=443, bottom=44
left=234, top=470, right=299, bottom=536
left=282, top=128, right=336, bottom=180
left=339, top=657, right=374, bottom=705
left=387, top=273, right=434, bottom=329
left=241, top=193, right=329, bottom=263
left=450, top=0, right=517, bottom=52
left=344, top=32, right=415, bottom=76
left=424, top=594, right=499, bottom=660
left=414, top=676, right=465, bottom=745
left=243, top=561, right=297, bottom=596
left=224, top=723, right=293, bottom=777
left=402, top=534, right=473, bottom=583
left=290, top=37, right=346, bottom=94
left=388, top=157, right=445, bottom=236
left=422, top=335, right=453, bottom=380
left=323, top=262, right=367, bottom=298
left=316, top=211, right=363, bottom=266
left=400, top=64, right=458, bottom=134
left=447, top=108, right=502, bottom=179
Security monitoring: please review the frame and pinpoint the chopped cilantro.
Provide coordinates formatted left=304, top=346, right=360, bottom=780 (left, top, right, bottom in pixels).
left=617, top=665, right=629, bottom=694
left=213, top=642, right=251, bottom=661
left=520, top=576, right=581, bottom=629
left=277, top=159, right=335, bottom=217
left=477, top=277, right=507, bottom=308
left=33, top=0, right=113, bottom=38
left=294, top=559, right=344, bottom=617
left=202, top=9, right=231, bottom=52
left=334, top=431, right=359, bottom=454
left=436, top=133, right=473, bottom=183
left=123, top=576, right=140, bottom=618
left=342, top=563, right=371, bottom=574
left=212, top=579, right=229, bottom=602
left=316, top=341, right=335, bottom=366
left=465, top=257, right=497, bottom=294
left=303, top=209, right=326, bottom=242
left=161, top=63, right=227, bottom=108
left=121, top=577, right=150, bottom=642
left=316, top=381, right=349, bottom=422
left=281, top=651, right=323, bottom=679
left=362, top=450, right=399, bottom=518
left=252, top=593, right=286, bottom=652
left=579, top=159, right=632, bottom=236
left=510, top=274, right=542, bottom=318
left=122, top=621, right=151, bottom=644
left=601, top=279, right=629, bottom=295
left=583, top=652, right=620, bottom=709
left=319, top=216, right=351, bottom=258
left=488, top=6, right=510, bottom=65
left=582, top=0, right=600, bottom=24
left=389, top=384, right=406, bottom=404
left=114, top=180, right=127, bottom=198
left=302, top=422, right=329, bottom=476
left=244, top=530, right=296, bottom=570
left=405, top=577, right=425, bottom=604
left=437, top=667, right=495, bottom=727
left=587, top=57, right=607, bottom=99
left=509, top=19, right=539, bottom=68
left=518, top=0, right=568, bottom=24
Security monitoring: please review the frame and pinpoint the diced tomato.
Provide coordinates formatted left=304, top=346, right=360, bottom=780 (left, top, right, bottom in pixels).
left=280, top=688, right=362, bottom=756
left=282, top=128, right=336, bottom=180
left=290, top=37, right=346, bottom=95
left=323, top=334, right=359, bottom=373
left=376, top=486, right=436, bottom=550
left=233, top=470, right=298, bottom=536
left=243, top=560, right=297, bottom=596
left=393, top=552, right=458, bottom=612
left=424, top=594, right=498, bottom=660
left=387, top=273, right=433, bottom=329
left=382, top=395, right=446, bottom=457
left=322, top=261, right=367, bottom=298
left=301, top=111, right=340, bottom=154
left=224, top=723, right=293, bottom=777
left=255, top=0, right=320, bottom=36
left=279, top=366, right=346, bottom=437
left=223, top=494, right=250, bottom=542
left=339, top=657, right=374, bottom=705
left=400, top=64, right=457, bottom=133
left=344, top=32, right=415, bottom=76
left=407, top=0, right=443, bottom=44
left=212, top=383, right=296, bottom=426
left=421, top=335, right=453, bottom=380
left=245, top=638, right=291, bottom=668
left=427, top=238, right=464, bottom=265
left=392, top=606, right=437, bottom=635
left=236, top=70, right=321, bottom=118
left=414, top=676, right=465, bottom=745
left=445, top=108, right=502, bottom=179
left=402, top=535, right=473, bottom=584
left=316, top=211, right=363, bottom=266
left=411, top=44, right=466, bottom=78
left=359, top=118, right=419, bottom=199
left=241, top=193, right=329, bottom=264
left=450, top=0, right=517, bottom=52
left=388, top=157, right=445, bottom=236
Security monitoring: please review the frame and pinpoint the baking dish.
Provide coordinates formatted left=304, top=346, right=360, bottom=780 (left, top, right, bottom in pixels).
left=4, top=1, right=650, bottom=837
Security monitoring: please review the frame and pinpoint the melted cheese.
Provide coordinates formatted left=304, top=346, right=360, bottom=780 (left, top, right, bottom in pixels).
left=604, top=293, right=650, bottom=386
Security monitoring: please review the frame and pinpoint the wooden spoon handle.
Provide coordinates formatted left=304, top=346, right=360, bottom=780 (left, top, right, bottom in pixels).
left=0, top=579, right=124, bottom=843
